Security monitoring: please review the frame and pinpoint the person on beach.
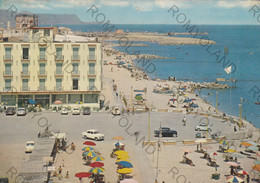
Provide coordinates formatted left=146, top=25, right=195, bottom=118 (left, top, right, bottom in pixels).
left=182, top=117, right=187, bottom=126
left=246, top=175, right=250, bottom=183
left=234, top=126, right=237, bottom=132
left=71, top=142, right=76, bottom=151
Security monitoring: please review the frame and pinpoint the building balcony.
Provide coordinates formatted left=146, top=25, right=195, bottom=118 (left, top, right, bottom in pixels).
left=54, top=86, right=63, bottom=91
left=21, top=71, right=30, bottom=77
left=38, top=86, right=47, bottom=91
left=55, top=55, right=64, bottom=61
left=71, top=71, right=80, bottom=77
left=88, top=56, right=97, bottom=61
left=21, top=86, right=30, bottom=91
left=89, top=86, right=97, bottom=91
left=72, top=55, right=80, bottom=61
left=38, top=71, right=47, bottom=77
left=21, top=55, right=30, bottom=61
left=38, top=55, right=47, bottom=61
left=3, top=71, right=13, bottom=77
left=3, top=55, right=13, bottom=62
left=87, top=71, right=96, bottom=77
left=54, top=71, right=63, bottom=77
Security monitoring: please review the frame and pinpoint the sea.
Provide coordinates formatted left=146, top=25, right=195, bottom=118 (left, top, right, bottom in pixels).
left=42, top=24, right=260, bottom=128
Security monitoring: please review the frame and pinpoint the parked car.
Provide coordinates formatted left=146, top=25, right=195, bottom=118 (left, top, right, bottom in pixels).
left=83, top=107, right=91, bottom=115
left=25, top=141, right=35, bottom=153
left=154, top=127, right=178, bottom=137
left=82, top=129, right=105, bottom=141
left=61, top=107, right=68, bottom=115
left=6, top=107, right=16, bottom=115
left=72, top=107, right=80, bottom=115
left=17, top=108, right=27, bottom=116
left=195, top=123, right=212, bottom=132
left=111, top=107, right=120, bottom=116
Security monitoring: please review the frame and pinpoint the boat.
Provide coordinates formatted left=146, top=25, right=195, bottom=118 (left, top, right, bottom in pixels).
left=255, top=102, right=260, bottom=105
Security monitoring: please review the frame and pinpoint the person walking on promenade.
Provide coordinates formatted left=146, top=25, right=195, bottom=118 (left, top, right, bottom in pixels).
left=182, top=116, right=187, bottom=126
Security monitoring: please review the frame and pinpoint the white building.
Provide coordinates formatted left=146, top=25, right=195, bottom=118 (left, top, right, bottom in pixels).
left=0, top=27, right=102, bottom=110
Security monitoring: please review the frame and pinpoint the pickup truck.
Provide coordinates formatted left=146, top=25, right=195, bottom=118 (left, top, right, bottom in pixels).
left=154, top=127, right=178, bottom=137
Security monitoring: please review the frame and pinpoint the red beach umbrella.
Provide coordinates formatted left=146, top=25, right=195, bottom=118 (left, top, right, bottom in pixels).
left=75, top=172, right=92, bottom=178
left=83, top=141, right=96, bottom=146
left=238, top=170, right=248, bottom=175
left=90, top=162, right=104, bottom=168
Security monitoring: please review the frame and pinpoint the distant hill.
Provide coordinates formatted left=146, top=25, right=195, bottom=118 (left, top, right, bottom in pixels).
left=0, top=9, right=92, bottom=27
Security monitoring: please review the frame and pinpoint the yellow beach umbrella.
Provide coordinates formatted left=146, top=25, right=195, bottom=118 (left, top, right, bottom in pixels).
left=117, top=168, right=133, bottom=174
left=240, top=142, right=252, bottom=147
left=116, top=159, right=131, bottom=163
left=115, top=151, right=128, bottom=156
left=225, top=149, right=237, bottom=153
left=117, top=155, right=130, bottom=159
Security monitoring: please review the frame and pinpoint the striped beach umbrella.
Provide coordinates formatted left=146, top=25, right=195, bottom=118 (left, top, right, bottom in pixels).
left=83, top=151, right=97, bottom=157
left=82, top=146, right=95, bottom=151
left=89, top=167, right=104, bottom=174
left=226, top=175, right=243, bottom=182
left=91, top=155, right=104, bottom=162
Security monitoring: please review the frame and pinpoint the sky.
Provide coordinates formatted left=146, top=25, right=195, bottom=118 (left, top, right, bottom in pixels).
left=1, top=0, right=260, bottom=24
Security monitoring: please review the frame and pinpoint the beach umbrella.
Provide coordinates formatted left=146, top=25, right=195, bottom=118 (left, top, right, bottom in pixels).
left=113, top=142, right=124, bottom=146
left=113, top=136, right=125, bottom=140
left=246, top=141, right=258, bottom=146
left=28, top=99, right=36, bottom=105
left=252, top=164, right=260, bottom=171
left=230, top=153, right=244, bottom=159
left=219, top=140, right=229, bottom=146
left=135, top=95, right=143, bottom=101
left=225, top=149, right=237, bottom=153
left=82, top=146, right=95, bottom=151
left=91, top=155, right=105, bottom=162
left=117, top=168, right=133, bottom=174
left=83, top=151, right=97, bottom=157
left=116, top=158, right=131, bottom=163
left=240, top=142, right=253, bottom=147
left=118, top=161, right=133, bottom=168
left=211, top=152, right=218, bottom=159
left=90, top=162, right=104, bottom=168
left=117, top=155, right=130, bottom=159
left=75, top=172, right=92, bottom=178
left=76, top=101, right=83, bottom=104
left=226, top=175, right=244, bottom=183
left=248, top=146, right=258, bottom=151
left=54, top=100, right=63, bottom=104
left=190, top=104, right=199, bottom=108
left=83, top=141, right=96, bottom=146
left=195, top=139, right=207, bottom=144
left=183, top=99, right=192, bottom=103
left=226, top=162, right=240, bottom=167
left=180, top=149, right=192, bottom=153
left=115, top=151, right=128, bottom=156
left=120, top=179, right=138, bottom=183
left=237, top=170, right=248, bottom=175
left=89, top=167, right=104, bottom=174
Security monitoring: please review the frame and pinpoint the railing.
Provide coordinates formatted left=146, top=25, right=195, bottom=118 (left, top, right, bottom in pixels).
left=3, top=55, right=13, bottom=61
left=38, top=86, right=47, bottom=91
left=54, top=70, right=63, bottom=76
left=21, top=71, right=30, bottom=77
left=21, top=86, right=30, bottom=91
left=38, top=55, right=47, bottom=61
left=88, top=55, right=97, bottom=61
left=54, top=86, right=63, bottom=91
left=38, top=71, right=47, bottom=76
left=3, top=71, right=13, bottom=76
left=21, top=55, right=30, bottom=61
left=72, top=55, right=80, bottom=61
left=55, top=55, right=64, bottom=61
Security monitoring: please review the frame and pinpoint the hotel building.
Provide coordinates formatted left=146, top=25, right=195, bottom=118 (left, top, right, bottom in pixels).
left=0, top=27, right=102, bottom=109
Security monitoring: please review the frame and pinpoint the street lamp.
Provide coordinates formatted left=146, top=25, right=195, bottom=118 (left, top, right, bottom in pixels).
left=216, top=91, right=218, bottom=113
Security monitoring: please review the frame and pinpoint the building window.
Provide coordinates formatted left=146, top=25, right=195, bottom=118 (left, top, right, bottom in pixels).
left=22, top=79, right=29, bottom=91
left=22, top=48, right=29, bottom=59
left=5, top=47, right=12, bottom=60
left=68, top=94, right=82, bottom=104
left=56, top=63, right=62, bottom=75
left=72, top=63, right=79, bottom=75
left=1, top=95, right=16, bottom=106
left=56, top=79, right=62, bottom=91
left=84, top=94, right=98, bottom=103
left=89, top=63, right=95, bottom=75
left=44, top=29, right=50, bottom=36
left=22, top=63, right=29, bottom=75
left=89, top=48, right=95, bottom=60
left=39, top=79, right=45, bottom=90
left=52, top=94, right=66, bottom=104
left=72, top=47, right=79, bottom=60
left=33, top=29, right=39, bottom=34
left=39, top=48, right=46, bottom=60
left=5, top=79, right=11, bottom=90
left=39, top=63, right=46, bottom=75
left=5, top=63, right=11, bottom=75
left=56, top=48, right=62, bottom=60
left=72, top=79, right=78, bottom=90
left=89, top=79, right=95, bottom=90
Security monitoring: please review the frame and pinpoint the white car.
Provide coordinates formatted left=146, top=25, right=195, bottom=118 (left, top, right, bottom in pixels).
left=61, top=107, right=68, bottom=115
left=25, top=141, right=35, bottom=153
left=72, top=107, right=80, bottom=115
left=195, top=123, right=212, bottom=132
left=82, top=129, right=105, bottom=141
left=17, top=108, right=26, bottom=116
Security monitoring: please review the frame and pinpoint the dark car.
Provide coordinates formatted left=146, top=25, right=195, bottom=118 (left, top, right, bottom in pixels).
left=83, top=107, right=91, bottom=115
left=6, top=107, right=16, bottom=115
left=154, top=127, right=177, bottom=137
